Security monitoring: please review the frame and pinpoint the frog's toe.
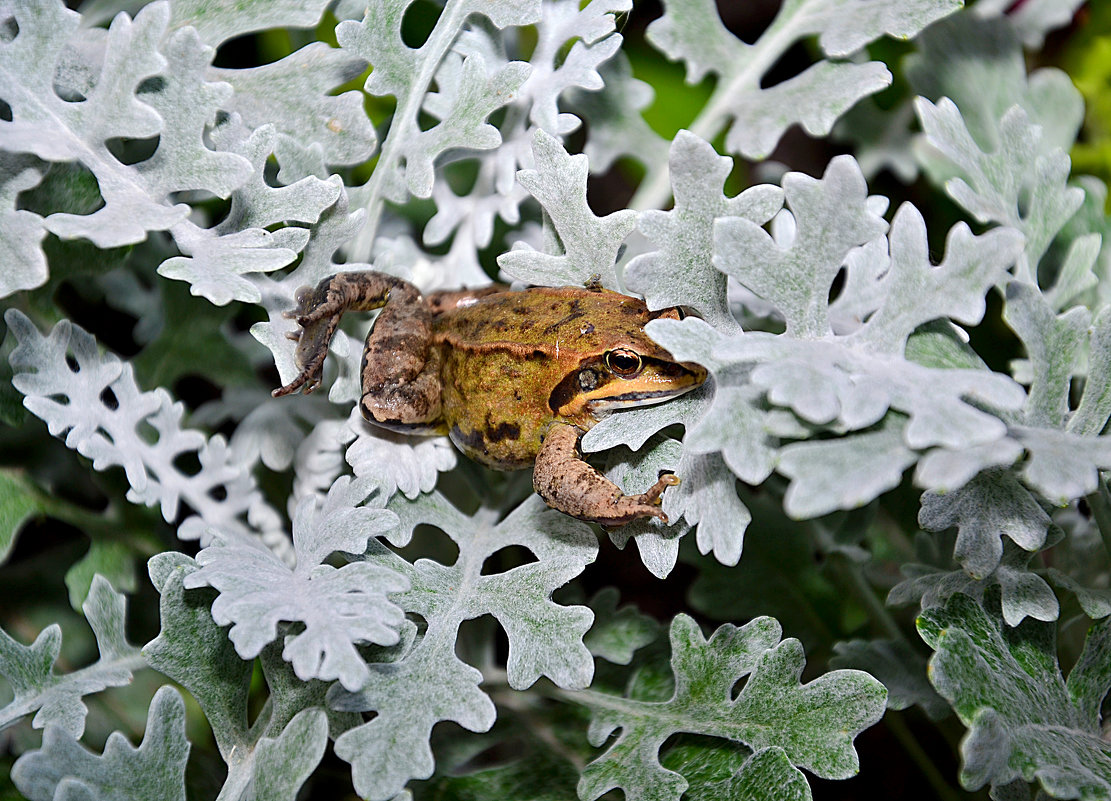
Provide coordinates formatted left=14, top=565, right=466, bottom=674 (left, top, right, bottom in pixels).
left=641, top=472, right=680, bottom=505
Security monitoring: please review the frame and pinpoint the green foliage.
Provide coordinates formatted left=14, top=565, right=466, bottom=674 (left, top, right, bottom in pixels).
left=2, top=1, right=1111, bottom=800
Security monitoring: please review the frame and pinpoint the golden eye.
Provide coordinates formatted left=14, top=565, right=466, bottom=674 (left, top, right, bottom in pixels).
left=605, top=349, right=642, bottom=376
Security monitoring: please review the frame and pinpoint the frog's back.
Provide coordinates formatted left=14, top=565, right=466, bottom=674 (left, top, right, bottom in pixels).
left=433, top=285, right=661, bottom=356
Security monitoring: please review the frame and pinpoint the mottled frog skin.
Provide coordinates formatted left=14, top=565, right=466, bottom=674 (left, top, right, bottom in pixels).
left=273, top=271, right=706, bottom=526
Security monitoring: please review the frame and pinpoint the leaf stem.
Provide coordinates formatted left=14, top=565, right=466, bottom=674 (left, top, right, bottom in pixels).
left=828, top=550, right=905, bottom=643
left=628, top=1, right=802, bottom=212
left=349, top=0, right=470, bottom=259
left=1086, top=478, right=1111, bottom=559
left=883, top=711, right=965, bottom=801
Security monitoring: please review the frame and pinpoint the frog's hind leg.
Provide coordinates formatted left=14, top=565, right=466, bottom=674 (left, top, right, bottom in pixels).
left=533, top=423, right=679, bottom=526
left=273, top=272, right=434, bottom=418
left=358, top=290, right=443, bottom=430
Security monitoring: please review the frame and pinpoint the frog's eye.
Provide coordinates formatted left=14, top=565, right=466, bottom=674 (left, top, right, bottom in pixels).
left=605, top=349, right=643, bottom=377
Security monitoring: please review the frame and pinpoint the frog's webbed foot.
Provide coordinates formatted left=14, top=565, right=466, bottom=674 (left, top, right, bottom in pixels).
left=272, top=284, right=344, bottom=397
left=533, top=422, right=680, bottom=526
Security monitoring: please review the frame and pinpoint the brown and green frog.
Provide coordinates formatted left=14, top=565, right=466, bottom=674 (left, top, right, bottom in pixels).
left=273, top=271, right=707, bottom=526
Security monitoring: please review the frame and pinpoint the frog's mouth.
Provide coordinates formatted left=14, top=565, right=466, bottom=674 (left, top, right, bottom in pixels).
left=585, top=380, right=701, bottom=413
left=550, top=356, right=707, bottom=418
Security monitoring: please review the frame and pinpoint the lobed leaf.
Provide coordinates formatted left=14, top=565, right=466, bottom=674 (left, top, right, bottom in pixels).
left=919, top=469, right=1052, bottom=580
left=182, top=477, right=406, bottom=691
left=6, top=310, right=288, bottom=555
left=578, top=614, right=886, bottom=801
left=918, top=594, right=1111, bottom=797
left=646, top=0, right=957, bottom=160
left=714, top=155, right=887, bottom=338
left=583, top=588, right=659, bottom=665
left=498, top=130, right=636, bottom=287
left=329, top=493, right=596, bottom=799
left=11, top=685, right=189, bottom=801
left=626, top=131, right=783, bottom=330
left=0, top=576, right=142, bottom=737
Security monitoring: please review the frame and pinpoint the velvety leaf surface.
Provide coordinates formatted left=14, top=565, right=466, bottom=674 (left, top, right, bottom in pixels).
left=918, top=594, right=1111, bottom=797
left=183, top=477, right=406, bottom=691
left=0, top=577, right=142, bottom=737
left=329, top=493, right=596, bottom=800
left=11, top=685, right=189, bottom=801
left=577, top=615, right=886, bottom=801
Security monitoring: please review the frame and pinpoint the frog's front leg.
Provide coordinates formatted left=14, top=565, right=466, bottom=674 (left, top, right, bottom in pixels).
left=533, top=423, right=679, bottom=526
left=272, top=272, right=442, bottom=430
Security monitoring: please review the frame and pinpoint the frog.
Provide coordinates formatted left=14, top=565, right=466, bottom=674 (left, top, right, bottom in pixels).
left=272, top=271, right=707, bottom=526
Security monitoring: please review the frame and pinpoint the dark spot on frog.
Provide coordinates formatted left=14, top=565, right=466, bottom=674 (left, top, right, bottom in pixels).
left=453, top=415, right=523, bottom=453
left=484, top=420, right=520, bottom=443
left=543, top=310, right=586, bottom=334
left=451, top=424, right=486, bottom=454
left=579, top=322, right=595, bottom=336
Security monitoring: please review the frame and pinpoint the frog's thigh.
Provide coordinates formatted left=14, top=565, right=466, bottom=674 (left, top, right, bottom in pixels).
left=533, top=423, right=676, bottom=526
left=360, top=293, right=442, bottom=429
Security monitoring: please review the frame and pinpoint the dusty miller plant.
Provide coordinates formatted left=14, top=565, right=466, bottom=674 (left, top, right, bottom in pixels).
left=1, top=0, right=1109, bottom=799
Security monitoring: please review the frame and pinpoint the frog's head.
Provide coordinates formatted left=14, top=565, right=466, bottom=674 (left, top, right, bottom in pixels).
left=549, top=308, right=707, bottom=418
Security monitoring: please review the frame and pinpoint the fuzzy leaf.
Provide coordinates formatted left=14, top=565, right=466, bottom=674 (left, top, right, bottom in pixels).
left=249, top=708, right=329, bottom=801
left=183, top=477, right=406, bottom=691
left=698, top=747, right=812, bottom=801
left=974, top=0, right=1086, bottom=50
left=65, top=541, right=138, bottom=611
left=498, top=130, right=636, bottom=287
left=830, top=639, right=949, bottom=719
left=0, top=2, right=188, bottom=248
left=604, top=437, right=688, bottom=578
left=330, top=494, right=596, bottom=800
left=0, top=155, right=47, bottom=296
left=345, top=411, right=459, bottom=501
left=519, top=1, right=629, bottom=136
left=11, top=685, right=189, bottom=801
left=572, top=52, right=668, bottom=173
left=171, top=0, right=332, bottom=46
left=915, top=95, right=1083, bottom=280
left=625, top=131, right=783, bottom=329
left=1003, top=281, right=1090, bottom=428
left=714, top=156, right=887, bottom=338
left=918, top=594, right=1111, bottom=796
left=143, top=553, right=252, bottom=759
left=157, top=127, right=341, bottom=305
left=1013, top=426, right=1111, bottom=505
left=133, top=26, right=254, bottom=199
left=6, top=310, right=288, bottom=555
left=583, top=588, right=659, bottom=665
left=725, top=61, right=892, bottom=158
left=778, top=418, right=918, bottom=519
left=213, top=42, right=377, bottom=167
left=579, top=614, right=886, bottom=801
left=404, top=56, right=530, bottom=199
left=646, top=0, right=957, bottom=159
left=0, top=469, right=43, bottom=565
left=919, top=469, right=1052, bottom=579
left=891, top=535, right=1061, bottom=627
left=853, top=204, right=1022, bottom=353
left=678, top=451, right=751, bottom=567
left=0, top=576, right=141, bottom=736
